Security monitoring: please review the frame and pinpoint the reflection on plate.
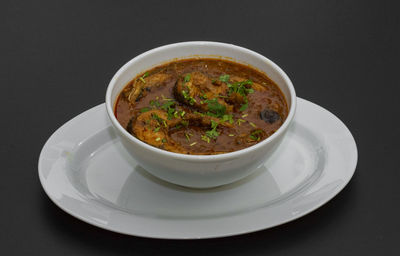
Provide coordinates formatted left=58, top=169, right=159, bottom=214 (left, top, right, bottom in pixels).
left=38, top=98, right=357, bottom=239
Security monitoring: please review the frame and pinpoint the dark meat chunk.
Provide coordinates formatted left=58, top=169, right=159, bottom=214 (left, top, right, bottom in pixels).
left=260, top=109, right=281, bottom=124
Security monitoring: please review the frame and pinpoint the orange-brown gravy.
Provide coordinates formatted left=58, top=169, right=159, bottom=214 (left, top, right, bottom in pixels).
left=115, top=58, right=288, bottom=155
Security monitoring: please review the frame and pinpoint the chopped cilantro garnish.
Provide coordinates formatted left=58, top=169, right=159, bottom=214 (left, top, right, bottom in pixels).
left=249, top=122, right=257, bottom=128
left=252, top=130, right=263, bottom=135
left=205, top=98, right=226, bottom=118
left=210, top=120, right=218, bottom=129
left=250, top=130, right=263, bottom=141
left=184, top=73, right=191, bottom=82
left=181, top=90, right=196, bottom=105
left=222, top=114, right=234, bottom=124
left=206, top=129, right=219, bottom=139
left=249, top=135, right=257, bottom=141
left=152, top=113, right=163, bottom=123
left=160, top=100, right=176, bottom=120
left=219, top=74, right=230, bottom=83
left=205, top=120, right=220, bottom=139
left=162, top=138, right=167, bottom=143
left=201, top=135, right=210, bottom=143
left=237, top=119, right=246, bottom=125
left=161, top=100, right=175, bottom=111
left=150, top=100, right=160, bottom=108
left=239, top=102, right=248, bottom=111
left=142, top=72, right=150, bottom=78
left=189, top=97, right=196, bottom=105
left=140, top=107, right=151, bottom=113
left=167, top=108, right=175, bottom=120
left=153, top=127, right=160, bottom=132
left=227, top=79, right=254, bottom=97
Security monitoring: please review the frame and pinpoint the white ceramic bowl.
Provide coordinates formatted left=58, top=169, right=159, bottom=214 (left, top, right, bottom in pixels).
left=106, top=41, right=296, bottom=188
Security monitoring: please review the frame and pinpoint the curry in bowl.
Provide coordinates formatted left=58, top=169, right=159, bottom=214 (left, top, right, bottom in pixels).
left=114, top=59, right=288, bottom=155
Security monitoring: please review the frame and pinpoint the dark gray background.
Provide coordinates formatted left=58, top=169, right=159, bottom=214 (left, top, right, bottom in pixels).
left=1, top=0, right=399, bottom=255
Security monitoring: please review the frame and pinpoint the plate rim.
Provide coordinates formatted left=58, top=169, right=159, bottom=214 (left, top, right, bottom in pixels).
left=38, top=97, right=358, bottom=239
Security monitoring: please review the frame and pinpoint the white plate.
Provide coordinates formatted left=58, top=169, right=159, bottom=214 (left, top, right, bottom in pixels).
left=38, top=98, right=357, bottom=239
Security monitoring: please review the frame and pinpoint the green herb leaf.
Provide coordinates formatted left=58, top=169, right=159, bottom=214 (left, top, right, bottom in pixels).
left=181, top=90, right=196, bottom=105
left=239, top=102, right=248, bottom=111
left=152, top=113, right=163, bottom=123
left=167, top=108, right=175, bottom=120
left=185, top=133, right=191, bottom=142
left=219, top=74, right=230, bottom=83
left=249, top=122, right=257, bottom=128
left=237, top=119, right=246, bottom=125
left=140, top=107, right=151, bottom=113
left=150, top=100, right=160, bottom=108
left=250, top=130, right=263, bottom=141
left=210, top=120, right=219, bottom=129
left=205, top=120, right=220, bottom=139
left=247, top=88, right=254, bottom=94
left=205, top=98, right=226, bottom=118
left=205, top=129, right=219, bottom=139
left=161, top=100, right=175, bottom=111
left=222, top=114, right=234, bottom=124
left=201, top=135, right=210, bottom=143
left=227, top=79, right=254, bottom=97
left=184, top=74, right=191, bottom=82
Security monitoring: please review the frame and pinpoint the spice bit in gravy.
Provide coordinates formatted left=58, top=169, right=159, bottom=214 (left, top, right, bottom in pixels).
left=115, top=59, right=288, bottom=155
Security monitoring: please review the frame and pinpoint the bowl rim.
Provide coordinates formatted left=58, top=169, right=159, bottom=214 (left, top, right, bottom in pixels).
left=105, top=41, right=296, bottom=161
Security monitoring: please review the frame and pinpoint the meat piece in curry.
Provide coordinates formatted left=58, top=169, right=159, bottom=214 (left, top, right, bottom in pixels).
left=115, top=58, right=288, bottom=155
